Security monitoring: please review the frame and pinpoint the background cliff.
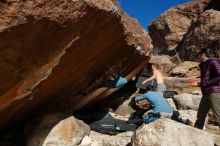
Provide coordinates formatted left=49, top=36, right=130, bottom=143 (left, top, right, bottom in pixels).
left=148, top=0, right=220, bottom=60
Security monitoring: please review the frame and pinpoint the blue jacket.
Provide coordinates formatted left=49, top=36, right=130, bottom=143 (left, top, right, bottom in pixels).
left=135, top=91, right=173, bottom=113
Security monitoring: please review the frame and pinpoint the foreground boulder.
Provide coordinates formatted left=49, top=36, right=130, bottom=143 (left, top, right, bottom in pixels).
left=132, top=118, right=214, bottom=146
left=43, top=116, right=90, bottom=146
left=26, top=113, right=90, bottom=146
left=214, top=134, right=220, bottom=146
left=0, top=0, right=152, bottom=128
left=80, top=131, right=133, bottom=146
left=26, top=113, right=67, bottom=146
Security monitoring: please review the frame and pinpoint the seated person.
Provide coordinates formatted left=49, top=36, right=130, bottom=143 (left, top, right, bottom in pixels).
left=135, top=91, right=190, bottom=125
left=142, top=63, right=166, bottom=96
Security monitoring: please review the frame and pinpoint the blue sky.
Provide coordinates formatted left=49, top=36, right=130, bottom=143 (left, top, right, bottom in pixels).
left=117, top=0, right=191, bottom=31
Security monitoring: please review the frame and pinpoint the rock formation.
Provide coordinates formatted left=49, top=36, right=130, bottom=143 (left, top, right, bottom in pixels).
left=26, top=113, right=90, bottom=146
left=42, top=116, right=90, bottom=146
left=25, top=113, right=69, bottom=146
left=178, top=9, right=220, bottom=60
left=149, top=55, right=176, bottom=74
left=148, top=0, right=210, bottom=52
left=148, top=0, right=220, bottom=60
left=169, top=61, right=199, bottom=77
left=80, top=131, right=133, bottom=146
left=132, top=118, right=214, bottom=146
left=174, top=92, right=202, bottom=110
left=164, top=77, right=199, bottom=93
left=0, top=0, right=152, bottom=128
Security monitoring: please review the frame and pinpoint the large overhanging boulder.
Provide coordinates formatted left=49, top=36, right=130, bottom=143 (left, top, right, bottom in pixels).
left=0, top=0, right=152, bottom=128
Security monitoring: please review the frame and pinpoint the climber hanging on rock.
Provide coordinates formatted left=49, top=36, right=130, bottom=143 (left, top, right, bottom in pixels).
left=106, top=58, right=149, bottom=89
left=107, top=62, right=128, bottom=89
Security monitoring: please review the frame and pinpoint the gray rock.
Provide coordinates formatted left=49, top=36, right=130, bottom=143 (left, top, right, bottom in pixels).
left=43, top=116, right=90, bottom=146
left=84, top=131, right=133, bottom=146
left=204, top=128, right=220, bottom=146
left=26, top=113, right=68, bottom=146
left=148, top=0, right=210, bottom=52
left=164, top=77, right=200, bottom=93
left=174, top=93, right=202, bottom=110
left=132, top=118, right=214, bottom=146
left=26, top=113, right=90, bottom=146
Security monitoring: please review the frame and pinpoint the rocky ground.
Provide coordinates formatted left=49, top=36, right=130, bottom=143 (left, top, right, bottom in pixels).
left=1, top=57, right=219, bottom=146
left=23, top=71, right=220, bottom=146
left=20, top=59, right=219, bottom=146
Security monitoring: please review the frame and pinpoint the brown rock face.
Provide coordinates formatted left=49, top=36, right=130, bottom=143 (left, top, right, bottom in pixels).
left=0, top=0, right=152, bottom=128
left=169, top=61, right=199, bottom=77
left=148, top=0, right=210, bottom=52
left=164, top=77, right=200, bottom=93
left=148, top=0, right=220, bottom=59
left=178, top=9, right=220, bottom=60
